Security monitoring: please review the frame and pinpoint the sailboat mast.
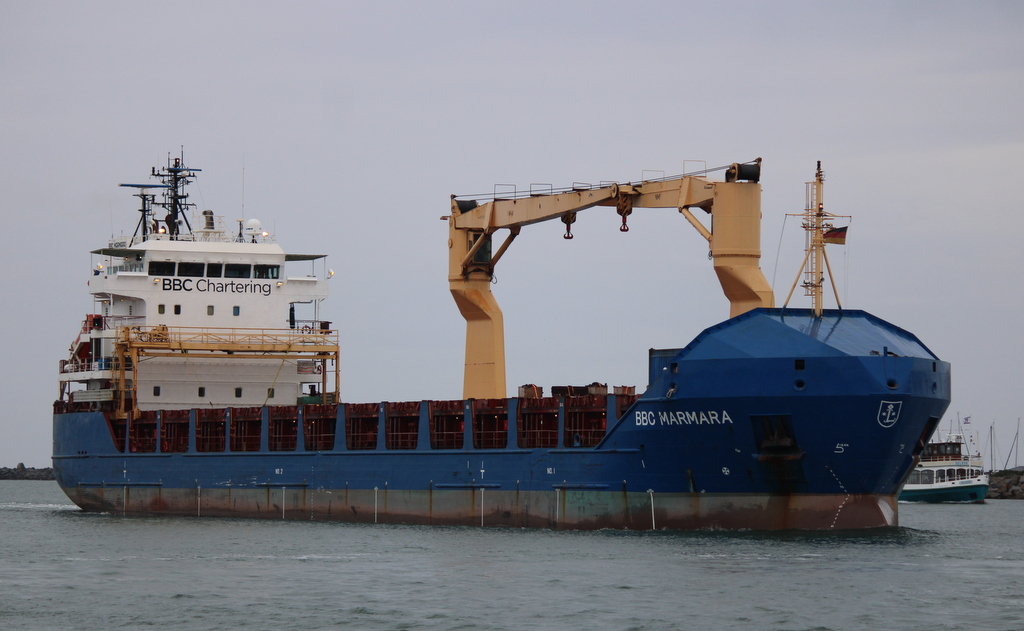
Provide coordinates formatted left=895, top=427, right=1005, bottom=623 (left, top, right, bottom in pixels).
left=990, top=423, right=995, bottom=472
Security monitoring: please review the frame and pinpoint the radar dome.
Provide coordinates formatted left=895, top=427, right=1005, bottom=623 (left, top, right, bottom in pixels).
left=243, top=218, right=263, bottom=234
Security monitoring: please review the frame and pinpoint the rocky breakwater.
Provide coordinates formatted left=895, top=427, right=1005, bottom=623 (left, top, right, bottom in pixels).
left=986, top=468, right=1024, bottom=499
left=0, top=463, right=55, bottom=480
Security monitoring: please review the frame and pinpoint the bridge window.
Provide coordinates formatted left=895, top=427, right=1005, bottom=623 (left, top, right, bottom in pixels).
left=177, top=262, right=205, bottom=277
left=148, top=261, right=175, bottom=276
left=206, top=263, right=222, bottom=278
left=224, top=264, right=251, bottom=278
left=254, top=264, right=280, bottom=279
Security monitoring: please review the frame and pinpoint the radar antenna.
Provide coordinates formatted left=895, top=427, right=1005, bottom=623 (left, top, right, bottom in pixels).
left=118, top=183, right=170, bottom=246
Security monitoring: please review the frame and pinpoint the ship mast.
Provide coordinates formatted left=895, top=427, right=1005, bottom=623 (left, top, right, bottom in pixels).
left=155, top=154, right=200, bottom=238
left=783, top=161, right=850, bottom=316
left=119, top=152, right=201, bottom=243
left=122, top=187, right=164, bottom=246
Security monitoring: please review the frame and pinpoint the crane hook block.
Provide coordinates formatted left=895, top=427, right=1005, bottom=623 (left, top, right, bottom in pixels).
left=562, top=212, right=576, bottom=240
left=615, top=191, right=633, bottom=232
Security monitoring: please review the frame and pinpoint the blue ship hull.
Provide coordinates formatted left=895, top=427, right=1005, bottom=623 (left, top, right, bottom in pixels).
left=53, top=309, right=950, bottom=530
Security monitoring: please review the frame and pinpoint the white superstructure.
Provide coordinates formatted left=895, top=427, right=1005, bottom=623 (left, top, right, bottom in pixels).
left=58, top=156, right=337, bottom=416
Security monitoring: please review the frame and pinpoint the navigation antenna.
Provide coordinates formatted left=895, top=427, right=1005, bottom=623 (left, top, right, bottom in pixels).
left=782, top=161, right=851, bottom=317
left=119, top=183, right=170, bottom=246
left=120, top=152, right=202, bottom=243
left=156, top=153, right=201, bottom=238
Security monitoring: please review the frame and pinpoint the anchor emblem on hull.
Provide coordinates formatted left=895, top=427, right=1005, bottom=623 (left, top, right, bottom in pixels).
left=877, top=401, right=902, bottom=428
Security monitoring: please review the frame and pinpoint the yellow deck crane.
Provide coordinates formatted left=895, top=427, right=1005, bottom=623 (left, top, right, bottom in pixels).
left=447, top=159, right=775, bottom=400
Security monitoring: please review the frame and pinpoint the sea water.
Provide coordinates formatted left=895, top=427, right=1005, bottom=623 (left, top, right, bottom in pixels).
left=1, top=480, right=1022, bottom=631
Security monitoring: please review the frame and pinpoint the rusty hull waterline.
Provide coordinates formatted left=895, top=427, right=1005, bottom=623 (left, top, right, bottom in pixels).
left=62, top=485, right=898, bottom=530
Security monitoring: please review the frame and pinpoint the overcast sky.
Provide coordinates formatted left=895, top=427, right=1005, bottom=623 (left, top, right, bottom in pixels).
left=2, top=1, right=1022, bottom=468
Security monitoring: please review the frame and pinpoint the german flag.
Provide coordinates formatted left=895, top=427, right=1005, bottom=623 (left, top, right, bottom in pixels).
left=823, top=226, right=848, bottom=245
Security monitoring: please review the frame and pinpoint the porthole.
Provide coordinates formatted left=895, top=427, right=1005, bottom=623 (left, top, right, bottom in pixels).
left=793, top=379, right=806, bottom=391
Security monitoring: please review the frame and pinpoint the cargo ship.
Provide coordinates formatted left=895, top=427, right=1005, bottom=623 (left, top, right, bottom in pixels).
left=53, top=155, right=950, bottom=529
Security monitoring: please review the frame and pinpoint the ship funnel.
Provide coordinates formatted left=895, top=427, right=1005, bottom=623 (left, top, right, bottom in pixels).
left=202, top=209, right=215, bottom=230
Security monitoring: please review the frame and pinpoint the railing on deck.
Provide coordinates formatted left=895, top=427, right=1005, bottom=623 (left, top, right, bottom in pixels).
left=62, top=359, right=117, bottom=374
left=78, top=315, right=145, bottom=333
left=123, top=325, right=338, bottom=351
